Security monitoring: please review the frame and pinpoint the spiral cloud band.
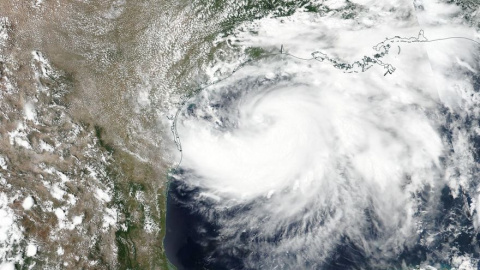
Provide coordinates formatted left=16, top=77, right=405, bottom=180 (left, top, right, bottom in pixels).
left=170, top=1, right=480, bottom=268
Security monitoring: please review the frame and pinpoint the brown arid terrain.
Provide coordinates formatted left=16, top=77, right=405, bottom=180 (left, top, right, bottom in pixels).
left=0, top=0, right=229, bottom=269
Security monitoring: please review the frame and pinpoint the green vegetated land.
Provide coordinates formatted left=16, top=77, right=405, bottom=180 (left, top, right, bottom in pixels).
left=94, top=126, right=171, bottom=269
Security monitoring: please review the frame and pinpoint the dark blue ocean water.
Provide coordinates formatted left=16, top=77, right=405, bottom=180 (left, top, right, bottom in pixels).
left=164, top=180, right=219, bottom=270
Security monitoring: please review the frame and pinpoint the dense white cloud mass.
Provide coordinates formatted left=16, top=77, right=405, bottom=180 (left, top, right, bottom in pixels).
left=171, top=0, right=480, bottom=268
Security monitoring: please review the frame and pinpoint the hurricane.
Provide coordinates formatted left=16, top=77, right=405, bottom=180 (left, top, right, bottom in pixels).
left=166, top=2, right=480, bottom=269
